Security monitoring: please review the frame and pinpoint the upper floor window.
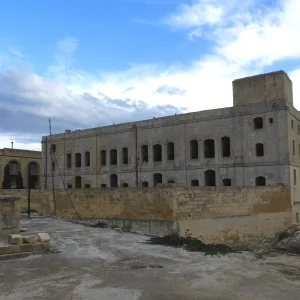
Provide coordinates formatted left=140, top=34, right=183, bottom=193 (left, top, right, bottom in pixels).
left=221, top=137, right=230, bottom=157
left=256, top=143, right=264, bottom=157
left=100, top=150, right=106, bottom=166
left=204, top=139, right=215, bottom=158
left=253, top=117, right=263, bottom=129
left=110, top=149, right=118, bottom=165
left=167, top=142, right=175, bottom=161
left=122, top=147, right=128, bottom=164
left=85, top=151, right=90, bottom=167
left=75, top=153, right=82, bottom=168
left=190, top=140, right=198, bottom=159
left=66, top=153, right=72, bottom=168
left=291, top=120, right=294, bottom=129
left=50, top=144, right=56, bottom=153
left=141, top=145, right=148, bottom=163
left=153, top=144, right=162, bottom=162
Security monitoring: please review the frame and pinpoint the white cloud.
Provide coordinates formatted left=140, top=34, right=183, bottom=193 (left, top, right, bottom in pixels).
left=0, top=133, right=41, bottom=151
left=1, top=0, right=300, bottom=151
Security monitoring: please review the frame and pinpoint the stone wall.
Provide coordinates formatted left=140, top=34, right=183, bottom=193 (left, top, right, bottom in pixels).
left=0, top=195, right=20, bottom=235
left=0, top=185, right=292, bottom=242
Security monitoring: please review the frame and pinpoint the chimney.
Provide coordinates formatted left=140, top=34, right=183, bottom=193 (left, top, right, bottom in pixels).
left=11, top=142, right=13, bottom=149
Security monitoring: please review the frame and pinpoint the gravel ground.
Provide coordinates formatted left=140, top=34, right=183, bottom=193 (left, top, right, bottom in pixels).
left=0, top=216, right=300, bottom=300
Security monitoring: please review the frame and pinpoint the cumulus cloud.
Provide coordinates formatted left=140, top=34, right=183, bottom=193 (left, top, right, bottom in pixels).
left=1, top=1, right=300, bottom=150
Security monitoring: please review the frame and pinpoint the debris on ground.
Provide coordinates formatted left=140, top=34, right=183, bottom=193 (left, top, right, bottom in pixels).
left=247, top=223, right=300, bottom=257
left=146, top=230, right=235, bottom=255
left=85, top=221, right=108, bottom=228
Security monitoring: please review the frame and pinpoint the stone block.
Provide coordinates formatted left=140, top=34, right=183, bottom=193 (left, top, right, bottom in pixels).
left=44, top=241, right=51, bottom=251
left=20, top=244, right=33, bottom=252
left=37, top=233, right=50, bottom=243
left=32, top=243, right=45, bottom=252
left=23, top=235, right=38, bottom=244
left=8, top=245, right=21, bottom=254
left=0, top=246, right=9, bottom=255
left=8, top=234, right=23, bottom=245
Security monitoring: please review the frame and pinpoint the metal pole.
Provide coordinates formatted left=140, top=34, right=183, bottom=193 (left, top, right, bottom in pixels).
left=27, top=164, right=31, bottom=219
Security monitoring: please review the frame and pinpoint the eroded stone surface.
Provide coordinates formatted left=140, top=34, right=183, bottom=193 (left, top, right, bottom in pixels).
left=8, top=234, right=23, bottom=245
left=23, top=235, right=38, bottom=244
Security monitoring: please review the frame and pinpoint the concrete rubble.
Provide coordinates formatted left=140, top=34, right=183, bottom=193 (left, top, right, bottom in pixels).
left=248, top=223, right=300, bottom=257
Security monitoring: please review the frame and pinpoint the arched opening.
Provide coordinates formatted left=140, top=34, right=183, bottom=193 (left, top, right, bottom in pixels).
left=29, top=162, right=39, bottom=188
left=75, top=153, right=82, bottom=168
left=141, top=145, right=148, bottom=162
left=167, top=142, right=175, bottom=160
left=66, top=153, right=72, bottom=168
left=256, top=143, right=264, bottom=157
left=204, top=139, right=215, bottom=158
left=191, top=179, right=199, bottom=187
left=122, top=183, right=129, bottom=187
left=253, top=117, right=263, bottom=129
left=153, top=173, right=162, bottom=186
left=190, top=140, right=198, bottom=159
left=110, top=174, right=118, bottom=188
left=75, top=176, right=82, bottom=188
left=205, top=170, right=216, bottom=186
left=85, top=151, right=90, bottom=167
left=222, top=178, right=231, bottom=186
left=3, top=161, right=22, bottom=189
left=122, top=147, right=128, bottom=164
left=153, top=144, right=162, bottom=162
left=110, top=149, right=118, bottom=165
left=221, top=137, right=231, bottom=157
left=255, top=176, right=266, bottom=186
left=142, top=181, right=149, bottom=187
left=100, top=150, right=106, bottom=166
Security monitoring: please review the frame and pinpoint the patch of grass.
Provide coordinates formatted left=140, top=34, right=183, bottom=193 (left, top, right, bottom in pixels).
left=122, top=220, right=132, bottom=232
left=147, top=229, right=235, bottom=256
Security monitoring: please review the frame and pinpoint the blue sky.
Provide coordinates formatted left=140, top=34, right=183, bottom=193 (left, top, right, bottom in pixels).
left=1, top=0, right=300, bottom=150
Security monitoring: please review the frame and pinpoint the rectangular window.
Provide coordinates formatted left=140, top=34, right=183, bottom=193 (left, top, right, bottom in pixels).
left=269, top=118, right=273, bottom=124
left=293, top=140, right=295, bottom=156
left=294, top=169, right=297, bottom=185
left=291, top=120, right=294, bottom=129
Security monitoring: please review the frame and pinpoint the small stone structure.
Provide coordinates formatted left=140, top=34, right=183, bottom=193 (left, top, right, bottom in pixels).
left=0, top=195, right=20, bottom=235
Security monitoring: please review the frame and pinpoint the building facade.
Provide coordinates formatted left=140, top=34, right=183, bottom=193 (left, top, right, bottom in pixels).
left=0, top=147, right=41, bottom=189
left=40, top=70, right=297, bottom=190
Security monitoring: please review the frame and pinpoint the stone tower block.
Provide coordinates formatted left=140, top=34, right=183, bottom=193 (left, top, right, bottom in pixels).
left=233, top=70, right=293, bottom=106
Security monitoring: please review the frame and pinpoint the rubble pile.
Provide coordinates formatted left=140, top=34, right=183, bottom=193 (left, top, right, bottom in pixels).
left=249, top=224, right=300, bottom=257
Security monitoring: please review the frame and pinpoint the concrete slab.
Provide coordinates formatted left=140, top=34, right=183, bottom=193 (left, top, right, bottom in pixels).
left=0, top=216, right=299, bottom=300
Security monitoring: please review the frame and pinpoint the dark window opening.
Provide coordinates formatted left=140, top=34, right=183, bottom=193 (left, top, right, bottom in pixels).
left=291, top=120, right=294, bottom=129
left=52, top=161, right=55, bottom=171
left=153, top=173, right=162, bottom=186
left=85, top=151, right=90, bottom=167
left=255, top=176, right=266, bottom=186
left=75, top=153, right=82, bottom=168
left=191, top=179, right=199, bottom=187
left=253, top=117, right=263, bottom=129
left=298, top=125, right=300, bottom=134
left=167, top=142, right=175, bottom=160
left=110, top=149, right=118, bottom=165
left=294, top=169, right=297, bottom=185
left=190, top=140, right=198, bottom=159
left=293, top=140, right=295, bottom=156
left=122, top=147, right=128, bottom=164
left=101, top=184, right=107, bottom=188
left=205, top=170, right=216, bottom=186
left=85, top=184, right=90, bottom=188
left=167, top=180, right=175, bottom=183
left=296, top=212, right=299, bottom=223
left=122, top=183, right=129, bottom=187
left=153, top=144, right=162, bottom=162
left=7, top=161, right=23, bottom=189
left=256, top=143, right=264, bottom=157
left=50, top=144, right=56, bottom=153
left=67, top=184, right=72, bottom=189
left=204, top=139, right=215, bottom=158
left=221, top=137, right=230, bottom=157
left=222, top=178, right=231, bottom=186
left=100, top=150, right=106, bottom=166
left=75, top=176, right=82, bottom=188
left=67, top=153, right=72, bottom=168
left=29, top=162, right=39, bottom=188
left=142, top=181, right=148, bottom=187
left=110, top=174, right=118, bottom=188
left=269, top=118, right=273, bottom=124
left=141, top=145, right=148, bottom=162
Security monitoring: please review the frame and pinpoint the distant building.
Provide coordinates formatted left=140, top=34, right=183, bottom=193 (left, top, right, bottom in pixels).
left=0, top=147, right=41, bottom=189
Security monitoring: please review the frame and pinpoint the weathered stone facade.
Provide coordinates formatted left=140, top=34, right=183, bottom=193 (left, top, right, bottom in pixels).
left=0, top=148, right=41, bottom=189
left=41, top=70, right=300, bottom=223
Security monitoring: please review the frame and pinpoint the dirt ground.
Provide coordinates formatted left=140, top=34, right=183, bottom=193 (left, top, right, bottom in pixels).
left=0, top=216, right=300, bottom=300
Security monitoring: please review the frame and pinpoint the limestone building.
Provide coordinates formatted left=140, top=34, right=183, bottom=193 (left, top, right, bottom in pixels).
left=0, top=146, right=41, bottom=189
left=41, top=70, right=299, bottom=210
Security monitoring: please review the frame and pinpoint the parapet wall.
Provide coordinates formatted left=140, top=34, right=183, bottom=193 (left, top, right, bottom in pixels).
left=0, top=186, right=292, bottom=242
left=0, top=195, right=20, bottom=235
